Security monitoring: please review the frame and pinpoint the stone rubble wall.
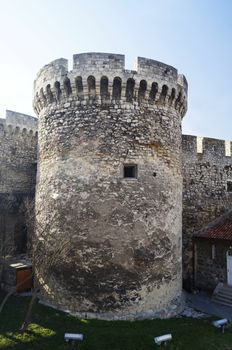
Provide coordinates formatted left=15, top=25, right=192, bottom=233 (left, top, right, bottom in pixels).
left=182, top=135, right=232, bottom=289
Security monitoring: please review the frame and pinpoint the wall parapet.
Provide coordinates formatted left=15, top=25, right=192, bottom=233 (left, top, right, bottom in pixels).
left=73, top=52, right=125, bottom=70
left=33, top=52, right=187, bottom=117
left=182, top=134, right=232, bottom=159
left=0, top=110, right=38, bottom=137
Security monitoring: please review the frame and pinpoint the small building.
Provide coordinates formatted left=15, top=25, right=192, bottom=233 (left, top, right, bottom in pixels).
left=193, top=209, right=232, bottom=291
left=2, top=259, right=33, bottom=293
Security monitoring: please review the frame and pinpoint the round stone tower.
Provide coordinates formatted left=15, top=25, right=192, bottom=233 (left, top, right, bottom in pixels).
left=33, top=52, right=187, bottom=319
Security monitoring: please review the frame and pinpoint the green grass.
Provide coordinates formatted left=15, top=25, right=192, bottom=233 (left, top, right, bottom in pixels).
left=1, top=292, right=232, bottom=350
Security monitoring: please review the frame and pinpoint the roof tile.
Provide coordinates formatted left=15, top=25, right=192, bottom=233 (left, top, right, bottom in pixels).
left=193, top=209, right=232, bottom=241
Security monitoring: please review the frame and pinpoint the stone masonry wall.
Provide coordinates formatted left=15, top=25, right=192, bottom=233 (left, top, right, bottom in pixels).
left=0, top=111, right=37, bottom=255
left=33, top=52, right=187, bottom=320
left=182, top=135, right=232, bottom=289
left=194, top=239, right=229, bottom=290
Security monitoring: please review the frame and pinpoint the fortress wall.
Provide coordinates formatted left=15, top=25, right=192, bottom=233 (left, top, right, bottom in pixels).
left=0, top=111, right=38, bottom=255
left=182, top=135, right=232, bottom=289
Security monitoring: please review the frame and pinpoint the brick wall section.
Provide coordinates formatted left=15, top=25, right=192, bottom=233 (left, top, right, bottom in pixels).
left=33, top=52, right=187, bottom=320
left=182, top=135, right=232, bottom=289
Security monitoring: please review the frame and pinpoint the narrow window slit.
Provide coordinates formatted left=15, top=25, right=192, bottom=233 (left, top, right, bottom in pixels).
left=169, top=88, right=176, bottom=104
left=46, top=84, right=54, bottom=103
left=87, top=76, right=96, bottom=98
left=112, top=77, right=121, bottom=100
left=138, top=80, right=147, bottom=103
left=126, top=78, right=135, bottom=102
left=75, top=76, right=83, bottom=98
left=54, top=81, right=61, bottom=101
left=63, top=77, right=72, bottom=96
left=100, top=76, right=109, bottom=99
left=159, top=85, right=168, bottom=103
left=149, top=82, right=158, bottom=101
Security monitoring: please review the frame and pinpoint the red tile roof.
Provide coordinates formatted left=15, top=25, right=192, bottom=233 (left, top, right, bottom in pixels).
left=193, top=209, right=232, bottom=241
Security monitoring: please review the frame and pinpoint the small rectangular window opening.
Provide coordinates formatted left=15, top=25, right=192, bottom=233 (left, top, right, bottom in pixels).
left=123, top=164, right=137, bottom=179
left=212, top=244, right=215, bottom=260
left=227, top=181, right=232, bottom=192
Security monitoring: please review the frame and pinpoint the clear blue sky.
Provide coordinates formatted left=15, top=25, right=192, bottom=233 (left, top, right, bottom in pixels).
left=0, top=0, right=231, bottom=139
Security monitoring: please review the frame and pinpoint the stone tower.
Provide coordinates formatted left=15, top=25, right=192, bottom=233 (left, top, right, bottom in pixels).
left=33, top=52, right=187, bottom=319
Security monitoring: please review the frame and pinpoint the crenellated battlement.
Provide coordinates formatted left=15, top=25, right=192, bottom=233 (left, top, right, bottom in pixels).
left=0, top=110, right=38, bottom=138
left=33, top=52, right=187, bottom=117
left=182, top=134, right=232, bottom=159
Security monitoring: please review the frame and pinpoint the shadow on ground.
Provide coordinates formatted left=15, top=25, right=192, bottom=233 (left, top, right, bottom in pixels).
left=1, top=291, right=232, bottom=350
